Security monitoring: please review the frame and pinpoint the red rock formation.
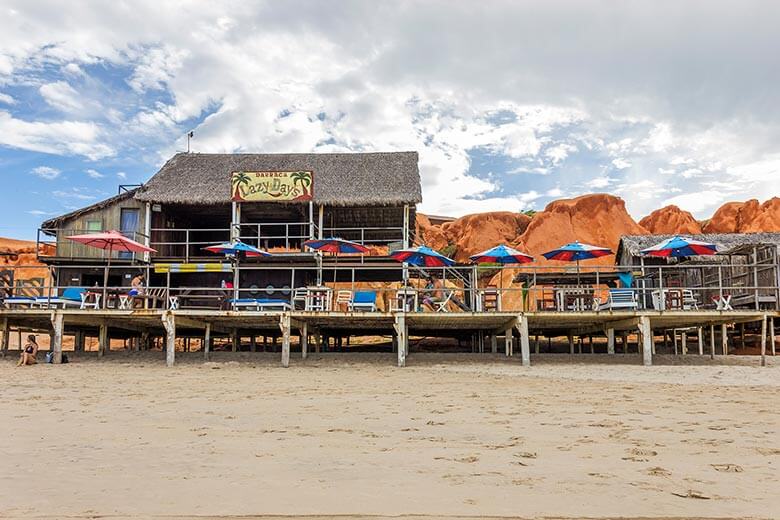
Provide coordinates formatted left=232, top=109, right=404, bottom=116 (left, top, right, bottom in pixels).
left=639, top=205, right=702, bottom=235
left=703, top=198, right=780, bottom=233
left=439, top=212, right=531, bottom=262
left=515, top=194, right=647, bottom=265
left=415, top=213, right=448, bottom=251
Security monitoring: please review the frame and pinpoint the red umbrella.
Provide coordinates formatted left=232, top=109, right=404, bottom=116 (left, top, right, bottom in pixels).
left=68, top=230, right=156, bottom=307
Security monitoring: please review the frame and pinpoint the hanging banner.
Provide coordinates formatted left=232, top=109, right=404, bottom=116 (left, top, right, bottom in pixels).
left=154, top=263, right=232, bottom=274
left=231, top=170, right=314, bottom=202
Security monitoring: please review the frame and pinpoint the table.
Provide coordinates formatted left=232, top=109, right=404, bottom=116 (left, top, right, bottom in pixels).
left=555, top=287, right=594, bottom=311
left=476, top=288, right=500, bottom=312
left=304, top=286, right=332, bottom=311
left=393, top=287, right=419, bottom=312
left=651, top=289, right=683, bottom=311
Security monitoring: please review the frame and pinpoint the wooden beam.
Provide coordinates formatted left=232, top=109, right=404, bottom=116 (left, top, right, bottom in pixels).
left=681, top=329, right=687, bottom=355
left=697, top=327, right=704, bottom=356
left=568, top=332, right=574, bottom=355
left=504, top=327, right=513, bottom=357
left=98, top=323, right=108, bottom=357
left=279, top=313, right=291, bottom=368
left=639, top=315, right=653, bottom=366
left=301, top=321, right=308, bottom=359
left=203, top=322, right=211, bottom=361
left=50, top=312, right=63, bottom=364
left=516, top=315, right=530, bottom=366
left=770, top=317, right=776, bottom=356
left=606, top=328, right=615, bottom=354
left=394, top=314, right=407, bottom=367
left=709, top=323, right=715, bottom=360
left=162, top=311, right=176, bottom=367
left=721, top=323, right=728, bottom=355
left=760, top=314, right=767, bottom=367
left=490, top=334, right=497, bottom=354
left=0, top=317, right=8, bottom=357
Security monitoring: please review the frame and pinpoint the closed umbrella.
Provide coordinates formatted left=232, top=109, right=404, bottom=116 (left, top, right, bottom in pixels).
left=67, top=230, right=157, bottom=307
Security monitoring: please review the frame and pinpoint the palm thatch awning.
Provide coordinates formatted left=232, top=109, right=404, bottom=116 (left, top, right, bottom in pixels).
left=135, top=152, right=422, bottom=206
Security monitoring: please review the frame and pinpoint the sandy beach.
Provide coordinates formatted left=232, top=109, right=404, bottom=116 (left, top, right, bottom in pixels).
left=1, top=352, right=778, bottom=520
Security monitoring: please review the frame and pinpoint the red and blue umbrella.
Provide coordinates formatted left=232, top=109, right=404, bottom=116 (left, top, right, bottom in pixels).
left=640, top=236, right=717, bottom=257
left=203, top=240, right=271, bottom=257
left=390, top=245, right=456, bottom=267
left=303, top=237, right=369, bottom=254
left=470, top=244, right=534, bottom=264
left=542, top=241, right=613, bottom=261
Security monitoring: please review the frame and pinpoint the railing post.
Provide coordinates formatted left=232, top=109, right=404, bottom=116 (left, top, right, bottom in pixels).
left=185, top=229, right=190, bottom=263
left=285, top=223, right=290, bottom=250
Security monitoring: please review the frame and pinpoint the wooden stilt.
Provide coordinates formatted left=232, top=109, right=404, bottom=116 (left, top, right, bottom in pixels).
left=721, top=323, right=728, bottom=355
left=681, top=329, right=687, bottom=355
left=50, top=312, right=64, bottom=364
left=490, top=334, right=497, bottom=354
left=534, top=334, right=539, bottom=354
left=606, top=328, right=615, bottom=355
left=740, top=323, right=746, bottom=350
left=697, top=327, right=703, bottom=355
left=760, top=315, right=767, bottom=367
left=577, top=336, right=583, bottom=354
left=162, top=311, right=176, bottom=367
left=673, top=330, right=678, bottom=355
left=504, top=327, right=513, bottom=357
left=231, top=329, right=238, bottom=352
left=279, top=313, right=291, bottom=368
left=621, top=333, right=628, bottom=353
left=203, top=323, right=211, bottom=361
left=517, top=315, right=530, bottom=367
left=98, top=323, right=108, bottom=357
left=301, top=322, right=308, bottom=359
left=0, top=317, right=8, bottom=357
left=771, top=317, right=776, bottom=356
left=639, top=315, right=653, bottom=366
left=394, top=314, right=407, bottom=367
left=588, top=335, right=593, bottom=354
left=250, top=335, right=257, bottom=352
left=568, top=333, right=574, bottom=355
left=315, top=331, right=322, bottom=353
left=710, top=323, right=716, bottom=359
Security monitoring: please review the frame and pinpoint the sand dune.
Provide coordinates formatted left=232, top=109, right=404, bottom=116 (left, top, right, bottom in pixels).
left=1, top=353, right=778, bottom=519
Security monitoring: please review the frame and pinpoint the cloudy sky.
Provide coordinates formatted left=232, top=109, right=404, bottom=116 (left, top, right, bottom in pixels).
left=1, top=0, right=779, bottom=238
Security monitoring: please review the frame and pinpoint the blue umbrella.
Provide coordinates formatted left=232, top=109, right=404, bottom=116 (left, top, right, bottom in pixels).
left=203, top=240, right=271, bottom=257
left=542, top=241, right=613, bottom=284
left=390, top=245, right=456, bottom=267
left=640, top=236, right=717, bottom=257
left=470, top=244, right=534, bottom=264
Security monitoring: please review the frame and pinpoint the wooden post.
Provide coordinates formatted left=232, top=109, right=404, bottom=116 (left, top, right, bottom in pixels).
left=721, top=323, right=728, bottom=355
left=50, top=312, right=63, bottom=364
left=770, top=317, right=776, bottom=356
left=710, top=323, right=716, bottom=359
left=639, top=315, right=653, bottom=366
left=490, top=334, right=497, bottom=354
left=588, top=335, right=594, bottom=354
left=231, top=329, right=238, bottom=352
left=504, top=327, right=513, bottom=357
left=203, top=323, right=211, bottom=361
left=0, top=317, right=8, bottom=357
left=621, top=332, right=628, bottom=354
left=739, top=323, right=746, bottom=350
left=162, top=311, right=176, bottom=367
left=394, top=314, right=407, bottom=367
left=673, top=330, right=678, bottom=354
left=98, top=323, right=108, bottom=357
left=760, top=315, right=767, bottom=367
left=280, top=313, right=291, bottom=368
left=534, top=334, right=540, bottom=354
left=568, top=332, right=574, bottom=355
left=681, top=329, right=687, bottom=355
left=697, top=327, right=704, bottom=355
left=517, top=315, right=530, bottom=367
left=250, top=335, right=257, bottom=352
left=606, top=328, right=615, bottom=354
left=301, top=322, right=308, bottom=359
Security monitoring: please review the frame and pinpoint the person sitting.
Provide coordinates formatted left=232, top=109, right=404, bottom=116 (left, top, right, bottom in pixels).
left=421, top=276, right=446, bottom=311
left=129, top=273, right=146, bottom=297
left=17, top=334, right=39, bottom=367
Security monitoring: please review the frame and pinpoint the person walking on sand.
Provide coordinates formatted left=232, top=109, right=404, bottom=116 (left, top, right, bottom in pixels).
left=17, top=335, right=39, bottom=366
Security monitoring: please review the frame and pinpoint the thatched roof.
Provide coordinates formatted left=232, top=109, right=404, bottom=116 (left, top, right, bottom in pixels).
left=135, top=152, right=421, bottom=206
left=617, top=232, right=780, bottom=260
left=42, top=188, right=138, bottom=229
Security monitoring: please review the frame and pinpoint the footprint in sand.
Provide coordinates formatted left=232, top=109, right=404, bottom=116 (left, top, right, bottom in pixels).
left=672, top=489, right=710, bottom=500
left=711, top=463, right=743, bottom=473
left=455, top=455, right=479, bottom=463
left=647, top=466, right=672, bottom=477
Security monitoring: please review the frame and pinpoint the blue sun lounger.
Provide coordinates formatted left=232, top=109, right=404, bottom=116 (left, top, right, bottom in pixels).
left=230, top=298, right=292, bottom=311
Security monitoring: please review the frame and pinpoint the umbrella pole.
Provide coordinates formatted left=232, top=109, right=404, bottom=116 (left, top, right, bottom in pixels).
left=576, top=258, right=580, bottom=285
left=103, top=246, right=112, bottom=309
left=233, top=257, right=239, bottom=302
left=333, top=253, right=338, bottom=284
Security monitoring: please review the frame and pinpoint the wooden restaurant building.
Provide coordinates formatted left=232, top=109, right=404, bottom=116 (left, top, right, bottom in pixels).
left=37, top=152, right=421, bottom=295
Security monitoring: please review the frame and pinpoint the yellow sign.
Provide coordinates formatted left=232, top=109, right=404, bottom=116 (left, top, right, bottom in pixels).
left=231, top=171, right=313, bottom=202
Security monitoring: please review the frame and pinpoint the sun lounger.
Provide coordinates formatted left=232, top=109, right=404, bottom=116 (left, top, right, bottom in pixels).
left=230, top=298, right=292, bottom=311
left=2, top=295, right=37, bottom=308
left=35, top=287, right=99, bottom=310
left=596, top=289, right=638, bottom=311
left=349, top=291, right=377, bottom=312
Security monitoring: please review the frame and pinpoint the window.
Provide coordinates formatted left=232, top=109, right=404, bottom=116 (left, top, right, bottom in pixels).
left=86, top=219, right=102, bottom=232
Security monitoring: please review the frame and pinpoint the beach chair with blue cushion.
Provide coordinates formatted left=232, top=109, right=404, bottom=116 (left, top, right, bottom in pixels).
left=36, top=287, right=97, bottom=309
left=2, top=295, right=38, bottom=308
left=230, top=298, right=292, bottom=311
left=348, top=291, right=377, bottom=312
left=596, top=289, right=638, bottom=311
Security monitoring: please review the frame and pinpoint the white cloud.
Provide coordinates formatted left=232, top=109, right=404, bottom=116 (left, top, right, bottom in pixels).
left=85, top=168, right=104, bottom=179
left=0, top=92, right=15, bottom=105
left=544, top=143, right=577, bottom=165
left=31, top=166, right=61, bottom=180
left=52, top=188, right=97, bottom=201
left=27, top=209, right=55, bottom=216
left=0, top=111, right=113, bottom=159
left=664, top=190, right=729, bottom=215
left=117, top=171, right=127, bottom=180
left=586, top=176, right=614, bottom=189
left=611, top=158, right=632, bottom=170
left=39, top=80, right=84, bottom=112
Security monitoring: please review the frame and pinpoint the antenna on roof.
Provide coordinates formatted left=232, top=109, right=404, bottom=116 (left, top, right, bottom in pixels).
left=186, top=130, right=194, bottom=153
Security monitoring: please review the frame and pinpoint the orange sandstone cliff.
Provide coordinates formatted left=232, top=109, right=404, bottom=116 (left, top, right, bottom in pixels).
left=639, top=205, right=703, bottom=235
left=702, top=198, right=780, bottom=233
